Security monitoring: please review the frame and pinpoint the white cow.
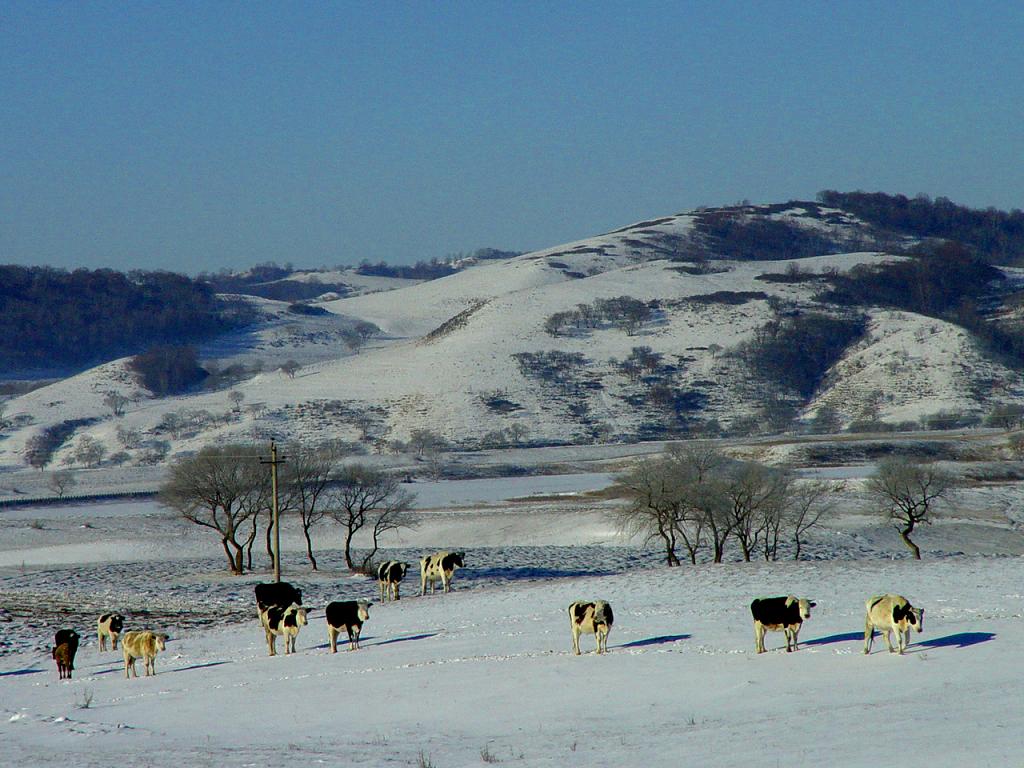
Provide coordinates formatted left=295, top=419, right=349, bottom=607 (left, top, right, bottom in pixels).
left=260, top=603, right=307, bottom=656
left=569, top=600, right=614, bottom=655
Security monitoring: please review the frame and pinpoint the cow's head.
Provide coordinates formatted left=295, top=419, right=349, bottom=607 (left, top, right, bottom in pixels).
left=785, top=597, right=815, bottom=620
left=909, top=606, right=924, bottom=633
left=453, top=552, right=466, bottom=568
left=293, top=607, right=308, bottom=628
left=155, top=634, right=169, bottom=652
left=357, top=601, right=372, bottom=622
left=397, top=562, right=409, bottom=578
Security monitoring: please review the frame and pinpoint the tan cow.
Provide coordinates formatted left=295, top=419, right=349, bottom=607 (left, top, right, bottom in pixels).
left=122, top=630, right=168, bottom=678
left=864, top=594, right=924, bottom=655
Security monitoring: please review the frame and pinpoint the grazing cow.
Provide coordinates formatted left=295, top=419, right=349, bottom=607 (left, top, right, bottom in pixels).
left=260, top=603, right=307, bottom=656
left=750, top=596, right=815, bottom=653
left=255, top=581, right=303, bottom=615
left=864, top=594, right=924, bottom=655
left=568, top=600, right=614, bottom=655
left=325, top=600, right=372, bottom=652
left=97, top=613, right=125, bottom=651
left=377, top=561, right=409, bottom=601
left=420, top=551, right=465, bottom=595
left=52, top=629, right=79, bottom=679
left=121, top=630, right=168, bottom=678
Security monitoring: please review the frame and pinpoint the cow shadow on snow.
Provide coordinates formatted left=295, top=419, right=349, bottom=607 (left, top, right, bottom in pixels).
left=0, top=667, right=44, bottom=677
left=461, top=567, right=616, bottom=583
left=618, top=634, right=691, bottom=649
left=802, top=631, right=863, bottom=647
left=802, top=631, right=995, bottom=651
left=310, top=632, right=439, bottom=651
left=916, top=632, right=995, bottom=649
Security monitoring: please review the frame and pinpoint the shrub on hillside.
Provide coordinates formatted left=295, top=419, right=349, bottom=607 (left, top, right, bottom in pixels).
left=742, top=312, right=868, bottom=399
left=130, top=346, right=208, bottom=397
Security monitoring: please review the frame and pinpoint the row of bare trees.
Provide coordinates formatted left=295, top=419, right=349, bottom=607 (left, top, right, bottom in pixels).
left=617, top=445, right=960, bottom=564
left=160, top=444, right=415, bottom=574
left=614, top=444, right=841, bottom=566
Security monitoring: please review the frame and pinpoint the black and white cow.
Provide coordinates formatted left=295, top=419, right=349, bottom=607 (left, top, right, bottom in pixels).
left=255, top=582, right=303, bottom=615
left=750, top=596, right=815, bottom=653
left=260, top=603, right=307, bottom=656
left=568, top=600, right=614, bottom=655
left=325, top=600, right=372, bottom=652
left=52, top=628, right=79, bottom=679
left=420, top=551, right=465, bottom=595
left=864, top=594, right=924, bottom=655
left=97, top=612, right=125, bottom=651
left=377, top=561, right=409, bottom=602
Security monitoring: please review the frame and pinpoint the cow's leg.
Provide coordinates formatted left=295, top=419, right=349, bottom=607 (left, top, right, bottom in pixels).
left=571, top=626, right=581, bottom=655
left=884, top=629, right=895, bottom=653
left=420, top=566, right=428, bottom=596
left=329, top=626, right=338, bottom=654
left=99, top=633, right=106, bottom=652
left=112, top=634, right=119, bottom=650
left=394, top=582, right=400, bottom=601
left=754, top=622, right=765, bottom=654
left=379, top=580, right=386, bottom=602
left=266, top=628, right=277, bottom=656
left=864, top=618, right=874, bottom=654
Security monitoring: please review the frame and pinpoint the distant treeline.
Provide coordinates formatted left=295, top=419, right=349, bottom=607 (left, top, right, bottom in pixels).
left=818, top=190, right=1024, bottom=264
left=0, top=266, right=254, bottom=369
left=200, top=263, right=348, bottom=302
left=356, top=249, right=520, bottom=280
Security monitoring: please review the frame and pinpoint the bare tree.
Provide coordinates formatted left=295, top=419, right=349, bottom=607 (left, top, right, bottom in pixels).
left=280, top=445, right=337, bottom=571
left=327, top=465, right=416, bottom=571
left=614, top=443, right=727, bottom=566
left=787, top=479, right=843, bottom=560
left=103, top=391, right=130, bottom=417
left=160, top=444, right=268, bottom=574
left=408, top=429, right=446, bottom=457
left=722, top=463, right=791, bottom=562
left=116, top=424, right=142, bottom=449
left=615, top=458, right=686, bottom=566
left=228, top=390, right=245, bottom=412
left=47, top=470, right=76, bottom=498
left=280, top=359, right=300, bottom=379
left=866, top=458, right=957, bottom=559
left=74, top=435, right=106, bottom=468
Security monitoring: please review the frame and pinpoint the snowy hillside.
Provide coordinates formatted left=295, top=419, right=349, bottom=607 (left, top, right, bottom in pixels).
left=2, top=201, right=1021, bottom=472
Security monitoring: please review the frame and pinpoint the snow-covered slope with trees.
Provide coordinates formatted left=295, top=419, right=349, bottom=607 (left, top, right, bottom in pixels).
left=2, top=202, right=1021, bottom=473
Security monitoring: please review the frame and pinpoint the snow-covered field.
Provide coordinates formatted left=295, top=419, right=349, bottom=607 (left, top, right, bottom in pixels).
left=3, top=473, right=1024, bottom=766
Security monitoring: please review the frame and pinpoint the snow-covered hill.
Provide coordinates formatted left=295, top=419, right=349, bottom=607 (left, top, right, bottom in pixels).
left=2, top=202, right=1020, bottom=472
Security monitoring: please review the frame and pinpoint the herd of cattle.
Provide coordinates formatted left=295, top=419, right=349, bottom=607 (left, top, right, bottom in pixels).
left=47, top=548, right=927, bottom=679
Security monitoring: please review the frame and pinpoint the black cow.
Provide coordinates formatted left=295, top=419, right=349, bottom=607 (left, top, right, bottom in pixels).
left=377, top=561, right=409, bottom=601
left=750, top=596, right=815, bottom=653
left=255, top=582, right=303, bottom=615
left=52, top=628, right=80, bottom=679
left=325, top=600, right=372, bottom=652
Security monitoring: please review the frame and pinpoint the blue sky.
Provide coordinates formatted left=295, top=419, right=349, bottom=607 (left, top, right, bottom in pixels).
left=1, top=2, right=1022, bottom=272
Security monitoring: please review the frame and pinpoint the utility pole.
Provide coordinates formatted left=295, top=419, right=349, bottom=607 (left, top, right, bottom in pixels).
left=260, top=441, right=287, bottom=583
